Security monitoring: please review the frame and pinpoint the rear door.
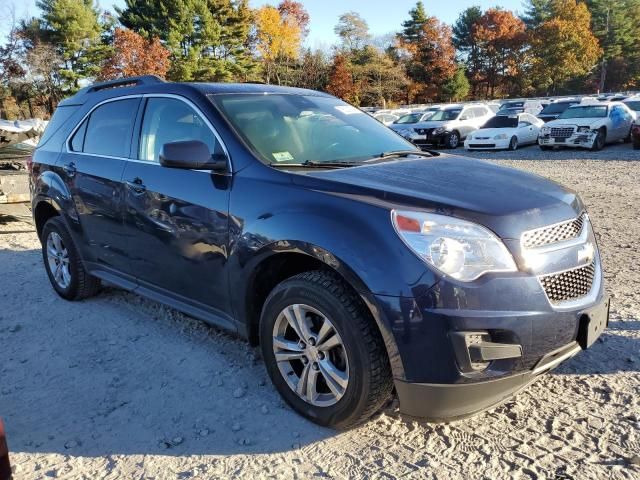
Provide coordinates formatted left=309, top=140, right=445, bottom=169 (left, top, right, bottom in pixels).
left=59, top=97, right=141, bottom=273
left=120, top=95, right=233, bottom=316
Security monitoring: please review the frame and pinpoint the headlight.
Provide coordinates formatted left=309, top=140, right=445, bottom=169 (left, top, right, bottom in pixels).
left=541, top=127, right=550, bottom=134
left=577, top=126, right=590, bottom=133
left=494, top=134, right=508, bottom=140
left=391, top=210, right=518, bottom=282
left=435, top=126, right=446, bottom=134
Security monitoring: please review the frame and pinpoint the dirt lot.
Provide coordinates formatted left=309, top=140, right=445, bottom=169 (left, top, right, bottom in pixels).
left=1, top=146, right=639, bottom=479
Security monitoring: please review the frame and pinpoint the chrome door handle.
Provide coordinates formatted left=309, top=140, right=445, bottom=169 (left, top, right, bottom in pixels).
left=125, top=178, right=146, bottom=194
left=62, top=162, right=76, bottom=177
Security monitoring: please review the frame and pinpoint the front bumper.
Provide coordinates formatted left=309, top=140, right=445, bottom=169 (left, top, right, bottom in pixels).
left=392, top=295, right=609, bottom=420
left=413, top=131, right=448, bottom=147
left=464, top=138, right=510, bottom=150
left=539, top=131, right=597, bottom=148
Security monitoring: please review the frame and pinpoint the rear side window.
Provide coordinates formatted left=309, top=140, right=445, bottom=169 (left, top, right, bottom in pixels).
left=138, top=97, right=221, bottom=162
left=38, top=105, right=78, bottom=146
left=82, top=99, right=140, bottom=157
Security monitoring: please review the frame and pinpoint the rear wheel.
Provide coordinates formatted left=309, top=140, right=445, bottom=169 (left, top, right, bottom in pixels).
left=508, top=136, right=518, bottom=151
left=41, top=217, right=100, bottom=301
left=260, top=271, right=392, bottom=429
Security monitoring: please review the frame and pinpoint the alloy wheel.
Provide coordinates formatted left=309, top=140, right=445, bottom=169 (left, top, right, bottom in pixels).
left=272, top=304, right=349, bottom=407
left=46, top=231, right=71, bottom=289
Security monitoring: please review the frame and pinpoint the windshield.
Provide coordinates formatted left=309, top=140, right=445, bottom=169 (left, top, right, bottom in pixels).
left=429, top=109, right=461, bottom=121
left=394, top=113, right=422, bottom=124
left=210, top=94, right=415, bottom=165
left=559, top=105, right=608, bottom=119
left=624, top=101, right=640, bottom=112
left=499, top=102, right=524, bottom=110
left=482, top=116, right=518, bottom=128
left=540, top=102, right=576, bottom=114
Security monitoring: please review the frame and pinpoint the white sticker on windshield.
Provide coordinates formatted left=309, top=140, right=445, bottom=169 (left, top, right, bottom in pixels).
left=335, top=105, right=363, bottom=115
left=272, top=151, right=294, bottom=162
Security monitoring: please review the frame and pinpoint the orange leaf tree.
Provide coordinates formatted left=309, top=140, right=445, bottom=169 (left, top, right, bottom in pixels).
left=326, top=53, right=356, bottom=102
left=397, top=2, right=456, bottom=102
left=99, top=28, right=170, bottom=80
left=472, top=8, right=527, bottom=98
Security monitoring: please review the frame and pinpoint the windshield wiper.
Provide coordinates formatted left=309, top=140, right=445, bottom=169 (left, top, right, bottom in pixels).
left=362, top=150, right=436, bottom=163
left=268, top=160, right=359, bottom=169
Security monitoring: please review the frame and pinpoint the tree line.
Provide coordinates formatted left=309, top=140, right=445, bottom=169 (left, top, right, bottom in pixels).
left=1, top=0, right=639, bottom=119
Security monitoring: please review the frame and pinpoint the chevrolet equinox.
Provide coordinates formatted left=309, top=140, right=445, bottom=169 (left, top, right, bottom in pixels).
left=30, top=76, right=609, bottom=428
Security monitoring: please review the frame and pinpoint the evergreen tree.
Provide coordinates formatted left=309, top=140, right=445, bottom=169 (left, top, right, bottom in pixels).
left=521, top=0, right=553, bottom=28
left=117, top=0, right=255, bottom=81
left=441, top=65, right=470, bottom=101
left=452, top=6, right=482, bottom=97
left=401, top=1, right=428, bottom=44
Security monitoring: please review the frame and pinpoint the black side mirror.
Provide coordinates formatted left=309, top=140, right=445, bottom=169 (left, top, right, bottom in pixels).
left=159, top=140, right=228, bottom=172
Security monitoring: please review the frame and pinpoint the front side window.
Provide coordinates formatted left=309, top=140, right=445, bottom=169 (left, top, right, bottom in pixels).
left=139, top=97, right=221, bottom=162
left=83, top=99, right=140, bottom=157
left=624, top=101, right=640, bottom=112
left=210, top=94, right=414, bottom=165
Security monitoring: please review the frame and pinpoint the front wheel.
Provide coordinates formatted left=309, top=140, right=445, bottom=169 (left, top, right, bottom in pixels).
left=591, top=128, right=606, bottom=151
left=41, top=217, right=100, bottom=300
left=260, top=271, right=393, bottom=429
left=508, top=136, right=518, bottom=150
left=446, top=131, right=460, bottom=149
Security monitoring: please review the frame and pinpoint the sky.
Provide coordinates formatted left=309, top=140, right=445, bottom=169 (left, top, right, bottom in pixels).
left=2, top=0, right=526, bottom=48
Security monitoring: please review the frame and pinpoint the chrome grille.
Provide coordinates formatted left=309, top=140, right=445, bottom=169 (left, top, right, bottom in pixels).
left=522, top=215, right=585, bottom=249
left=539, top=262, right=596, bottom=303
left=550, top=127, right=574, bottom=138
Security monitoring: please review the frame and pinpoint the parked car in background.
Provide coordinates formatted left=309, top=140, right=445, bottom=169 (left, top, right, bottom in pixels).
left=622, top=95, right=640, bottom=120
left=389, top=108, right=441, bottom=139
left=464, top=113, right=544, bottom=150
left=373, top=112, right=399, bottom=125
left=30, top=76, right=609, bottom=428
left=498, top=100, right=546, bottom=116
left=537, top=99, right=581, bottom=123
left=411, top=104, right=494, bottom=149
left=632, top=123, right=640, bottom=149
left=539, top=101, right=634, bottom=150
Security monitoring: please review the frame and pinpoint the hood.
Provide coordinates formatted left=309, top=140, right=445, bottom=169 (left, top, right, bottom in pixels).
left=469, top=127, right=516, bottom=138
left=293, top=156, right=582, bottom=240
left=545, top=117, right=602, bottom=128
left=389, top=123, right=415, bottom=130
left=412, top=120, right=449, bottom=130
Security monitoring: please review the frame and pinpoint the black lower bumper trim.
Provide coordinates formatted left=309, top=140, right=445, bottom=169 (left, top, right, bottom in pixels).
left=396, top=340, right=584, bottom=421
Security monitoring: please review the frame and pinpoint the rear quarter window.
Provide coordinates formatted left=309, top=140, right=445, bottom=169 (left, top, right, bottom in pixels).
left=38, top=105, right=78, bottom=147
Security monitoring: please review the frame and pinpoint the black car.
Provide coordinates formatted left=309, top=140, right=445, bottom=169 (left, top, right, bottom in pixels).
left=537, top=100, right=580, bottom=122
left=30, top=76, right=608, bottom=428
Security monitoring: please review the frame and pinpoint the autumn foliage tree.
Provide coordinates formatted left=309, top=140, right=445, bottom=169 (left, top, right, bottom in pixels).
left=326, top=54, right=356, bottom=102
left=472, top=8, right=527, bottom=97
left=397, top=2, right=457, bottom=102
left=254, top=5, right=302, bottom=84
left=529, top=0, right=601, bottom=94
left=99, top=28, right=170, bottom=80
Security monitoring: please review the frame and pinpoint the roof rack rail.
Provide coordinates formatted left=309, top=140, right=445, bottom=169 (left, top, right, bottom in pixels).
left=80, top=75, right=165, bottom=95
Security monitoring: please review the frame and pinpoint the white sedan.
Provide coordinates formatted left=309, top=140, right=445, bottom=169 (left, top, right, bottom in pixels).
left=464, top=113, right=544, bottom=150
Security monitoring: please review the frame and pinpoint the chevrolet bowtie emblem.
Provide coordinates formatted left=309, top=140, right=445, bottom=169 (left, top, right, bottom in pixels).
left=577, top=243, right=595, bottom=264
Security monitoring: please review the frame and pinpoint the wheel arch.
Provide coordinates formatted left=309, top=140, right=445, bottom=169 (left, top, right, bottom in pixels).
left=240, top=243, right=403, bottom=378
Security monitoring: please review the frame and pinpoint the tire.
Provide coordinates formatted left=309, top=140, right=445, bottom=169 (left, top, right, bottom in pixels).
left=508, top=136, right=518, bottom=151
left=591, top=128, right=606, bottom=151
left=624, top=128, right=632, bottom=143
left=446, top=131, right=460, bottom=149
left=41, top=216, right=100, bottom=301
left=259, top=270, right=393, bottom=429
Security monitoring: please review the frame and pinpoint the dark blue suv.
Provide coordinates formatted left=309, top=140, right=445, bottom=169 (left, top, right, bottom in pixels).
left=30, top=76, right=609, bottom=428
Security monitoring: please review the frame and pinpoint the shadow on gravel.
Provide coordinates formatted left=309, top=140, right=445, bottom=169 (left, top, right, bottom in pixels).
left=0, top=247, right=334, bottom=458
left=552, top=320, right=640, bottom=375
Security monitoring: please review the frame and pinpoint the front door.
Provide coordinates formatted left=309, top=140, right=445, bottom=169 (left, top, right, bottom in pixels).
left=121, top=96, right=232, bottom=316
left=58, top=97, right=141, bottom=273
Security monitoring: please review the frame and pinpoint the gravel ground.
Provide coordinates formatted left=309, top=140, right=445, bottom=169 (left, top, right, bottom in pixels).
left=1, top=147, right=639, bottom=479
